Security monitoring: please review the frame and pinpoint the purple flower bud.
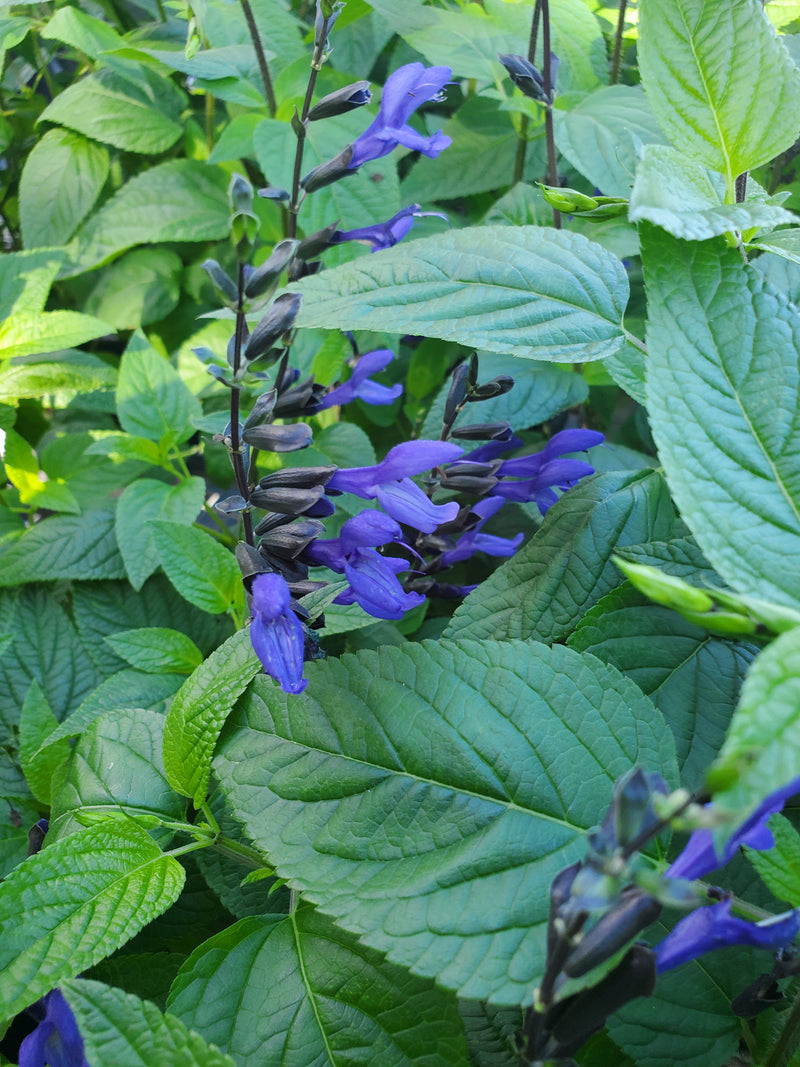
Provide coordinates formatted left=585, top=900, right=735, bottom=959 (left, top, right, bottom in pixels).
left=308, top=81, right=372, bottom=121
left=249, top=572, right=308, bottom=694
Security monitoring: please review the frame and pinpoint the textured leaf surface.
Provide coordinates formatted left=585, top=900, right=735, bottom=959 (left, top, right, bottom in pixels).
left=638, top=0, right=800, bottom=186
left=18, top=680, right=69, bottom=805
left=86, top=248, right=183, bottom=330
left=63, top=978, right=236, bottom=1067
left=445, top=470, right=674, bottom=644
left=643, top=228, right=800, bottom=607
left=104, top=628, right=203, bottom=674
left=116, top=331, right=201, bottom=445
left=215, top=639, right=676, bottom=1004
left=0, top=248, right=63, bottom=319
left=0, top=821, right=185, bottom=1022
left=0, top=509, right=125, bottom=586
left=0, top=351, right=116, bottom=402
left=162, top=629, right=260, bottom=805
left=151, top=521, right=242, bottom=615
left=168, top=908, right=469, bottom=1066
left=746, top=814, right=800, bottom=905
left=290, top=226, right=629, bottom=363
left=0, top=310, right=112, bottom=360
left=115, top=476, right=205, bottom=591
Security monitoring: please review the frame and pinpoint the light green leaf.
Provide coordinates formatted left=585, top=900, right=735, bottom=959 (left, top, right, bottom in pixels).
left=0, top=820, right=185, bottom=1023
left=168, top=908, right=469, bottom=1066
left=150, top=521, right=243, bottom=616
left=630, top=145, right=797, bottom=238
left=85, top=248, right=183, bottom=329
left=41, top=5, right=124, bottom=57
left=39, top=67, right=184, bottom=154
left=445, top=470, right=674, bottom=644
left=114, top=42, right=267, bottom=82
left=20, top=129, right=109, bottom=247
left=746, top=814, right=800, bottom=905
left=62, top=978, right=236, bottom=1067
left=0, top=509, right=126, bottom=586
left=0, top=798, right=39, bottom=879
left=116, top=331, right=201, bottom=444
left=115, top=476, right=205, bottom=590
left=0, top=249, right=64, bottom=319
left=104, top=628, right=203, bottom=675
left=553, top=85, right=669, bottom=197
left=18, top=681, right=70, bottom=805
left=61, top=160, right=230, bottom=278
left=206, top=112, right=263, bottom=164
left=750, top=226, right=800, bottom=265
left=0, top=310, right=113, bottom=360
left=215, top=639, right=677, bottom=1004
left=86, top=433, right=165, bottom=468
left=0, top=351, right=117, bottom=403
left=290, top=226, right=630, bottom=363
left=2, top=427, right=80, bottom=513
left=638, top=0, right=800, bottom=190
left=642, top=227, right=800, bottom=608
left=162, top=629, right=260, bottom=805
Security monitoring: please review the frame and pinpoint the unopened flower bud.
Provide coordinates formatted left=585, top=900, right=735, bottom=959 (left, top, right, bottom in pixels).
left=308, top=81, right=372, bottom=121
left=301, top=145, right=355, bottom=193
left=202, top=259, right=239, bottom=306
left=499, top=52, right=559, bottom=104
left=244, top=240, right=300, bottom=300
left=444, top=362, right=470, bottom=424
left=229, top=172, right=254, bottom=214
left=563, top=886, right=662, bottom=978
left=249, top=485, right=326, bottom=515
left=259, top=466, right=336, bottom=489
left=241, top=422, right=313, bottom=452
left=235, top=542, right=273, bottom=581
left=259, top=519, right=324, bottom=559
left=243, top=294, right=302, bottom=364
left=451, top=422, right=513, bottom=441
left=258, top=187, right=291, bottom=202
left=243, top=390, right=277, bottom=430
left=296, top=222, right=340, bottom=261
left=469, top=375, right=515, bottom=401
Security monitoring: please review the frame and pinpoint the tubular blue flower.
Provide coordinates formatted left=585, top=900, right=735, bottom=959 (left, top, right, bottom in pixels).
left=349, top=63, right=453, bottom=169
left=330, top=205, right=448, bottom=252
left=315, top=349, right=402, bottom=411
left=327, top=440, right=464, bottom=533
left=250, top=572, right=307, bottom=695
left=493, top=428, right=604, bottom=514
left=19, top=989, right=89, bottom=1067
left=439, top=496, right=523, bottom=568
left=304, top=511, right=424, bottom=619
left=655, top=899, right=800, bottom=973
left=667, top=775, right=800, bottom=881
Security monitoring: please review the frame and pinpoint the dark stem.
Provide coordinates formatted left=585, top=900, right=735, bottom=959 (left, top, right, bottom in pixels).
left=288, top=19, right=329, bottom=239
left=735, top=172, right=748, bottom=203
left=541, top=0, right=561, bottom=228
left=240, top=0, right=277, bottom=117
left=511, top=0, right=541, bottom=185
left=230, top=263, right=255, bottom=546
left=610, top=0, right=628, bottom=84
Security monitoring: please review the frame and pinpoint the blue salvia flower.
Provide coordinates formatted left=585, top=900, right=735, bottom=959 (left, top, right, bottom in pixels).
left=439, top=496, right=523, bottom=568
left=492, top=428, right=604, bottom=513
left=327, top=440, right=464, bottom=533
left=305, top=511, right=424, bottom=620
left=330, top=205, right=447, bottom=252
left=315, top=349, right=402, bottom=411
left=18, top=989, right=89, bottom=1067
left=349, top=63, right=453, bottom=169
left=250, top=572, right=307, bottom=694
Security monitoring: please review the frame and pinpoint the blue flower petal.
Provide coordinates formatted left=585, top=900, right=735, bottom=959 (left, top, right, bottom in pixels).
left=19, top=990, right=89, bottom=1067
left=376, top=479, right=459, bottom=533
left=250, top=573, right=307, bottom=694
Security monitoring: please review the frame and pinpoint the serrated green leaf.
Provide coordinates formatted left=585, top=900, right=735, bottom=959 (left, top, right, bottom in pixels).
left=630, top=145, right=796, bottom=238
left=554, top=85, right=669, bottom=198
left=0, top=509, right=125, bottom=586
left=0, top=310, right=113, bottom=360
left=0, top=351, right=117, bottom=403
left=751, top=227, right=800, bottom=265
left=615, top=537, right=721, bottom=584
left=19, top=129, right=109, bottom=247
left=168, top=907, right=469, bottom=1065
left=0, top=820, right=185, bottom=1023
left=41, top=5, right=124, bottom=57
left=39, top=67, right=184, bottom=154
left=638, top=0, right=800, bottom=189
left=150, top=521, right=242, bottom=616
left=445, top=470, right=674, bottom=644
left=290, top=226, right=629, bottom=363
left=214, top=639, right=677, bottom=1004
left=115, top=477, right=205, bottom=591
left=458, top=999, right=522, bottom=1067
left=62, top=978, right=236, bottom=1067
left=86, top=247, right=183, bottom=330
left=0, top=249, right=64, bottom=319
left=746, top=813, right=800, bottom=905
left=104, top=628, right=203, bottom=675
left=61, top=160, right=230, bottom=278
left=642, top=227, right=800, bottom=608
left=116, top=331, right=201, bottom=445
left=0, top=798, right=39, bottom=879
left=18, top=680, right=70, bottom=805
left=162, top=629, right=260, bottom=805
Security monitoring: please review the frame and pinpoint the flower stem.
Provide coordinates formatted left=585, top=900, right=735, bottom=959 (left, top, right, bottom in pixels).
left=610, top=0, right=628, bottom=85
left=230, top=262, right=255, bottom=546
left=541, top=0, right=561, bottom=229
left=288, top=15, right=331, bottom=238
left=240, top=0, right=277, bottom=116
left=511, top=0, right=542, bottom=185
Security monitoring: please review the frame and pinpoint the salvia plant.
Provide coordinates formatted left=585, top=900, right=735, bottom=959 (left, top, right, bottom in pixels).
left=2, top=0, right=800, bottom=1064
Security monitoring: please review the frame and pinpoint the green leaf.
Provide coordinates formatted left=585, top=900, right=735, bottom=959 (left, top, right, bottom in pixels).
left=115, top=477, right=205, bottom=591
left=162, top=629, right=260, bottom=805
left=18, top=680, right=70, bottom=805
left=168, top=907, right=469, bottom=1065
left=84, top=951, right=187, bottom=1011
left=150, top=521, right=242, bottom=616
left=458, top=1000, right=523, bottom=1067
left=290, top=226, right=630, bottom=363
left=638, top=0, right=800, bottom=189
left=746, top=814, right=800, bottom=905
left=116, top=331, right=202, bottom=445
left=19, top=129, right=109, bottom=247
left=215, top=639, right=677, bottom=1004
left=0, top=248, right=64, bottom=319
left=0, top=820, right=185, bottom=1023
left=553, top=86, right=669, bottom=198
left=444, top=470, right=674, bottom=644
left=750, top=227, right=800, bottom=265
left=3, top=427, right=80, bottom=513
left=41, top=5, right=124, bottom=57
left=615, top=537, right=721, bottom=584
left=706, top=628, right=800, bottom=830
left=642, top=227, right=800, bottom=608
left=568, top=587, right=757, bottom=790
left=0, top=509, right=125, bottom=586
left=0, top=351, right=117, bottom=403
left=62, top=978, right=236, bottom=1067
left=85, top=248, right=183, bottom=330
left=104, top=628, right=203, bottom=675
left=61, top=160, right=230, bottom=278
left=0, top=798, right=39, bottom=879
left=0, top=310, right=113, bottom=360
left=630, top=145, right=796, bottom=238
left=39, top=67, right=184, bottom=154
left=48, top=706, right=187, bottom=841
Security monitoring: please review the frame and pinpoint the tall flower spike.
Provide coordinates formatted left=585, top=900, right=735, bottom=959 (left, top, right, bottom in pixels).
left=249, top=572, right=308, bottom=694
left=315, top=349, right=402, bottom=411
